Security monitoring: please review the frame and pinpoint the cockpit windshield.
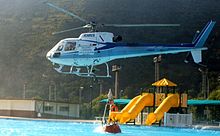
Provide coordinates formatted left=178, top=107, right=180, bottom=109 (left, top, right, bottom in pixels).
left=57, top=45, right=63, bottom=51
left=56, top=41, right=65, bottom=51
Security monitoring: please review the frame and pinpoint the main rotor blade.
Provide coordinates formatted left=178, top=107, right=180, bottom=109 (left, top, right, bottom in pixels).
left=46, top=2, right=88, bottom=23
left=52, top=26, right=86, bottom=35
left=103, top=24, right=180, bottom=27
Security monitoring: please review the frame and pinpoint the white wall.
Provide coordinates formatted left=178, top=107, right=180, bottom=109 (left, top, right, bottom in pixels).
left=35, top=101, right=80, bottom=118
left=0, top=100, right=35, bottom=111
left=0, top=100, right=11, bottom=110
left=69, top=104, right=79, bottom=118
left=0, top=99, right=79, bottom=118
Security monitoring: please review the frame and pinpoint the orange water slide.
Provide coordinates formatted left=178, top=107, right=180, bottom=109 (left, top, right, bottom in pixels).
left=119, top=93, right=154, bottom=123
left=108, top=95, right=141, bottom=122
left=108, top=93, right=154, bottom=124
left=118, top=93, right=154, bottom=124
left=145, top=94, right=179, bottom=126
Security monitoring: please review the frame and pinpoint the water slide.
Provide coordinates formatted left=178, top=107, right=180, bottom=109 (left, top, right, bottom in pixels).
left=145, top=94, right=179, bottom=126
left=108, top=95, right=141, bottom=122
left=108, top=93, right=154, bottom=124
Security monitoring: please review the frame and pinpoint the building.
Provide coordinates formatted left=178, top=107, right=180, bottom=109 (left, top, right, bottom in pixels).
left=0, top=99, right=79, bottom=119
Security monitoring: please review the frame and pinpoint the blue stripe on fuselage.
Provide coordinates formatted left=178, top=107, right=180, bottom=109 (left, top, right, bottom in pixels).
left=78, top=39, right=194, bottom=50
left=95, top=42, right=194, bottom=51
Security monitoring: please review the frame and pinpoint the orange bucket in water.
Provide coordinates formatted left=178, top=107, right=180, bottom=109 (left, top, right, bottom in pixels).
left=103, top=124, right=121, bottom=134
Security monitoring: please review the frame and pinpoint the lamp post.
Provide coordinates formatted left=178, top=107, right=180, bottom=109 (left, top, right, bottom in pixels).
left=49, top=84, right=52, bottom=101
left=153, top=55, right=161, bottom=93
left=49, top=81, right=57, bottom=101
left=112, top=65, right=121, bottom=98
left=79, top=86, right=84, bottom=117
left=198, top=68, right=209, bottom=99
left=98, top=80, right=103, bottom=95
left=90, top=85, right=93, bottom=118
left=79, top=86, right=84, bottom=106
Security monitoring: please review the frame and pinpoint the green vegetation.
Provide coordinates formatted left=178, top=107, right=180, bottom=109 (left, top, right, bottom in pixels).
left=209, top=89, right=220, bottom=100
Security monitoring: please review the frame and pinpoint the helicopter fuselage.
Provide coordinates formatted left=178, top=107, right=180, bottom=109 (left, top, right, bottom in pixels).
left=46, top=32, right=198, bottom=66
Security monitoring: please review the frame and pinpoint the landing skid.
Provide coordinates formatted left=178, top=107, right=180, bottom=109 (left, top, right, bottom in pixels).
left=54, top=63, right=111, bottom=78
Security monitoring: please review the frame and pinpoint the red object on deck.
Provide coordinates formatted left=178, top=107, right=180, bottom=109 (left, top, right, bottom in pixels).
left=104, top=124, right=121, bottom=134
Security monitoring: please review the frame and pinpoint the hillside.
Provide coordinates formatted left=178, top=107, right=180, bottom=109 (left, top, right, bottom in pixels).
left=0, top=0, right=219, bottom=102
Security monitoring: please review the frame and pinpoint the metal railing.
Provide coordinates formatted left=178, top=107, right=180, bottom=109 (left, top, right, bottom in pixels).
left=164, top=113, right=192, bottom=127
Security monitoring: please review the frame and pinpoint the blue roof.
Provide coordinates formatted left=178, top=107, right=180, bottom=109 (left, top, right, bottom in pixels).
left=100, top=99, right=220, bottom=105
left=187, top=100, right=220, bottom=105
left=100, top=99, right=131, bottom=104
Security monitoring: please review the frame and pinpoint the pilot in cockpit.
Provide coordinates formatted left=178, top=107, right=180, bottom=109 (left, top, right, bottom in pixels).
left=64, top=42, right=76, bottom=51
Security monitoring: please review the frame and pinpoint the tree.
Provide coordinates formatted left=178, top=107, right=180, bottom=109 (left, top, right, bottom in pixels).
left=208, top=89, right=220, bottom=100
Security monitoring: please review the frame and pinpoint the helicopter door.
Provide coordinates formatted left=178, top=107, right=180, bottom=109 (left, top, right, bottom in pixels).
left=78, top=44, right=94, bottom=55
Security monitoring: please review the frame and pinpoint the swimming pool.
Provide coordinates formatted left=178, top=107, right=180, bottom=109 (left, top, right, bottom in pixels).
left=0, top=118, right=219, bottom=136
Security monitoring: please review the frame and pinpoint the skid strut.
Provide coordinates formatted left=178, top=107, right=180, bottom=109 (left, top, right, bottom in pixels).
left=53, top=63, right=111, bottom=78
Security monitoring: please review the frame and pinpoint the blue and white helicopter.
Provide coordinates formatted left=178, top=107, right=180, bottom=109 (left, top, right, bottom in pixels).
left=45, top=2, right=215, bottom=78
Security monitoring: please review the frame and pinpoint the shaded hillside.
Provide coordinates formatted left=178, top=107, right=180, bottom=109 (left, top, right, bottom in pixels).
left=0, top=0, right=219, bottom=102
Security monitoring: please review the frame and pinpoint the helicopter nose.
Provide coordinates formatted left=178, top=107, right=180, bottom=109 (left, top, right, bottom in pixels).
left=46, top=51, right=52, bottom=59
left=46, top=51, right=61, bottom=59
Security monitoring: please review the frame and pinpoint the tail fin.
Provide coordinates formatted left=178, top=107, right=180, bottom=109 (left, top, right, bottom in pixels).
left=191, top=21, right=215, bottom=63
left=192, top=20, right=216, bottom=47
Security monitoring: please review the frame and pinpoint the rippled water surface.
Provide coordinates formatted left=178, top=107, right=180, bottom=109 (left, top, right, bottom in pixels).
left=0, top=119, right=219, bottom=136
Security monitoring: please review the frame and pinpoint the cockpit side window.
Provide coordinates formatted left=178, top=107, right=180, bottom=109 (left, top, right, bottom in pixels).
left=64, top=42, right=76, bottom=51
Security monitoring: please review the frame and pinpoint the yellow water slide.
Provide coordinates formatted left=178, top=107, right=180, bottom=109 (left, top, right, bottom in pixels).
left=118, top=93, right=154, bottom=123
left=108, top=95, right=141, bottom=122
left=146, top=94, right=179, bottom=126
left=108, top=93, right=154, bottom=124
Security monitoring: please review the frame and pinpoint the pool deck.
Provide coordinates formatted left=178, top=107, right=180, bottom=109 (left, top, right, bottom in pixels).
left=0, top=116, right=220, bottom=131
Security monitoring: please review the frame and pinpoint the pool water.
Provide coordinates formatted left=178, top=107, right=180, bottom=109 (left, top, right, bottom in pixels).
left=0, top=119, right=219, bottom=136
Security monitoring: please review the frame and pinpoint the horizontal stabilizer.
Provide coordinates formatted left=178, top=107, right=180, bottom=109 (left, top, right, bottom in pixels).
left=191, top=50, right=202, bottom=63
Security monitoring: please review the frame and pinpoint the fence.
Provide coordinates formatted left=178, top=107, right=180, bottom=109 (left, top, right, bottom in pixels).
left=164, top=113, right=192, bottom=127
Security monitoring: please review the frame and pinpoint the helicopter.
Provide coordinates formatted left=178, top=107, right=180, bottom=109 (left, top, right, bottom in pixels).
left=45, top=2, right=215, bottom=78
